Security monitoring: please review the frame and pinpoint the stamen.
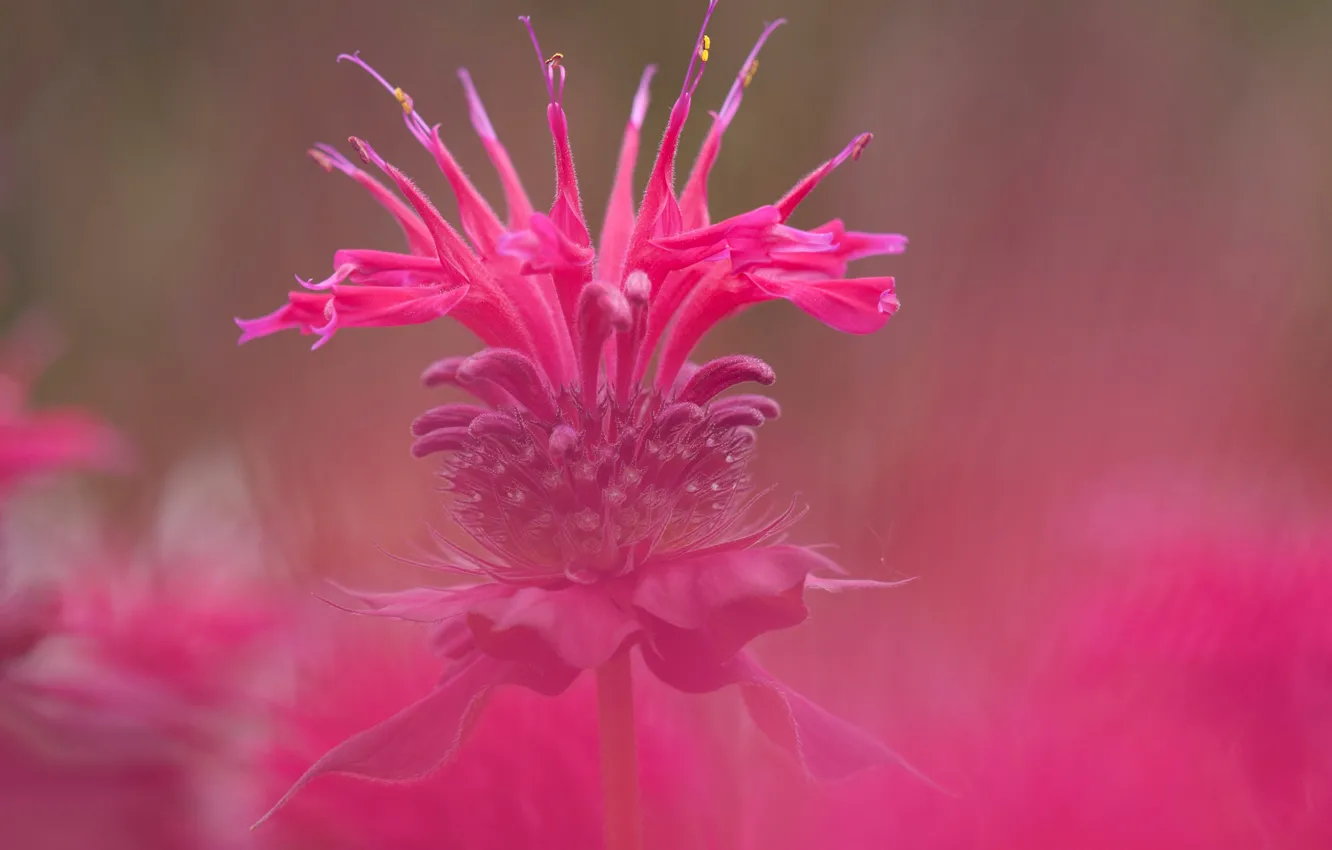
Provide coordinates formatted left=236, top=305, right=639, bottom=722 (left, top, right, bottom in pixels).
left=519, top=16, right=558, bottom=103
left=337, top=52, right=432, bottom=142
left=393, top=86, right=413, bottom=114
left=742, top=59, right=758, bottom=89
left=681, top=0, right=722, bottom=96
left=851, top=133, right=872, bottom=160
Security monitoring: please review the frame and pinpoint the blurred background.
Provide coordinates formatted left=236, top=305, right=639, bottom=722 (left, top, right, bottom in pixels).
left=3, top=0, right=1332, bottom=846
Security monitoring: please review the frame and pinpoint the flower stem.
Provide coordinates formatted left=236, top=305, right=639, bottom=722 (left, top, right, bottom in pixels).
left=596, top=647, right=642, bottom=850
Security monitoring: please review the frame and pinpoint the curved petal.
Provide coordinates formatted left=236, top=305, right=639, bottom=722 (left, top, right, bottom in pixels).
left=641, top=647, right=915, bottom=781
left=253, top=651, right=508, bottom=828
left=324, top=582, right=510, bottom=624
left=731, top=652, right=921, bottom=781
left=317, top=284, right=471, bottom=342
left=466, top=584, right=640, bottom=670
left=633, top=545, right=831, bottom=660
left=235, top=292, right=331, bottom=344
left=748, top=273, right=898, bottom=334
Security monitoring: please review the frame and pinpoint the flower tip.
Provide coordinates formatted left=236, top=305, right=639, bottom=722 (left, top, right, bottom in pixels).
left=307, top=147, right=335, bottom=172
left=624, top=270, right=651, bottom=306
left=877, top=287, right=900, bottom=315
left=630, top=65, right=658, bottom=129
left=457, top=68, right=498, bottom=141
left=851, top=132, right=873, bottom=161
left=347, top=136, right=378, bottom=168
left=233, top=317, right=261, bottom=346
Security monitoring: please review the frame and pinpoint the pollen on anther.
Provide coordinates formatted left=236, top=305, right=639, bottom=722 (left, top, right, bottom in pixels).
left=742, top=59, right=759, bottom=88
left=393, top=86, right=413, bottom=114
left=699, top=34, right=711, bottom=63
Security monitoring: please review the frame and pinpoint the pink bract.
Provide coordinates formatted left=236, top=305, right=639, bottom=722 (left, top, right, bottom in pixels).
left=261, top=629, right=715, bottom=850
left=241, top=3, right=911, bottom=823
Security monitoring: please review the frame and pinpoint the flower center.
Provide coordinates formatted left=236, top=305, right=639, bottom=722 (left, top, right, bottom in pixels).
left=443, top=388, right=761, bottom=584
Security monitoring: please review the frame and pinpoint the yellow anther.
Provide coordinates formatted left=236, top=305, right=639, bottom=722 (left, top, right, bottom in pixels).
left=545, top=52, right=564, bottom=68
left=699, top=34, right=710, bottom=63
left=742, top=59, right=759, bottom=89
left=393, top=86, right=413, bottom=114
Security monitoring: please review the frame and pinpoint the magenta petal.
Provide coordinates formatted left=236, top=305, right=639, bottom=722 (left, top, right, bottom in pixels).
left=466, top=584, right=640, bottom=670
left=235, top=292, right=332, bottom=343
left=731, top=652, right=909, bottom=780
left=326, top=582, right=511, bottom=623
left=321, top=283, right=470, bottom=335
left=633, top=545, right=829, bottom=660
left=634, top=544, right=827, bottom=630
left=253, top=651, right=507, bottom=827
left=749, top=273, right=897, bottom=334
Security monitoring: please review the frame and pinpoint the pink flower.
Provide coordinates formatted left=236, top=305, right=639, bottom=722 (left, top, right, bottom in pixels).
left=1, top=317, right=124, bottom=668
left=241, top=4, right=910, bottom=822
left=747, top=534, right=1332, bottom=850
left=0, top=318, right=124, bottom=501
left=0, top=576, right=285, bottom=850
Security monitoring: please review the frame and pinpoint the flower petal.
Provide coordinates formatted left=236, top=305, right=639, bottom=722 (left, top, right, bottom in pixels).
left=598, top=65, right=657, bottom=286
left=731, top=652, right=916, bottom=780
left=234, top=292, right=332, bottom=344
left=324, top=582, right=510, bottom=624
left=466, top=584, right=640, bottom=670
left=252, top=651, right=507, bottom=828
left=748, top=273, right=898, bottom=334
left=317, top=284, right=471, bottom=345
left=633, top=545, right=830, bottom=659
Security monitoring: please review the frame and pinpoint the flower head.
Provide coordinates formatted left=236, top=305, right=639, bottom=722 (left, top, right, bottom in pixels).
left=242, top=4, right=912, bottom=824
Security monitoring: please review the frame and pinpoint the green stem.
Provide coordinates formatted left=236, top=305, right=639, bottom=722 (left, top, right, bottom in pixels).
left=596, top=647, right=643, bottom=850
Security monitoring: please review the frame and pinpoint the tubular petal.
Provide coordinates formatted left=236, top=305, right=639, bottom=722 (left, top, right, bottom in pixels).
left=575, top=283, right=632, bottom=409
left=776, top=132, right=873, bottom=222
left=457, top=349, right=557, bottom=420
left=457, top=69, right=535, bottom=229
left=598, top=65, right=657, bottom=288
left=675, top=355, right=776, bottom=406
left=748, top=274, right=899, bottom=334
left=314, top=284, right=471, bottom=347
left=235, top=292, right=333, bottom=344
left=410, top=403, right=489, bottom=436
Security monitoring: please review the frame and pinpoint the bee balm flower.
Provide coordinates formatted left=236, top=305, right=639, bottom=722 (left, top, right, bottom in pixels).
left=242, top=3, right=911, bottom=829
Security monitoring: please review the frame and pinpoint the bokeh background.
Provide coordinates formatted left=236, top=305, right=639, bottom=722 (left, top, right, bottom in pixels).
left=3, top=0, right=1332, bottom=846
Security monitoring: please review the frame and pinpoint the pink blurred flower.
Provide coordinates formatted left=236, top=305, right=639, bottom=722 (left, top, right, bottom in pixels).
left=0, top=576, right=286, bottom=850
left=241, top=3, right=912, bottom=824
left=1, top=315, right=124, bottom=673
left=757, top=534, right=1332, bottom=850
left=0, top=317, right=123, bottom=501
